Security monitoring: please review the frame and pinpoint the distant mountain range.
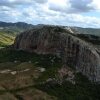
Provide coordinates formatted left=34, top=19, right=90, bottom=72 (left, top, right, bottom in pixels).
left=0, top=21, right=33, bottom=34
left=70, top=27, right=100, bottom=37
left=0, top=21, right=100, bottom=47
left=0, top=21, right=100, bottom=36
left=0, top=21, right=34, bottom=47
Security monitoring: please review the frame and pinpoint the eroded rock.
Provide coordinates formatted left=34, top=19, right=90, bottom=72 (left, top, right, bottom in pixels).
left=13, top=25, right=100, bottom=82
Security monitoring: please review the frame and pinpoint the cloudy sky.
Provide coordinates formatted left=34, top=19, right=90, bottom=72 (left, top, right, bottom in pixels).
left=0, top=0, right=100, bottom=28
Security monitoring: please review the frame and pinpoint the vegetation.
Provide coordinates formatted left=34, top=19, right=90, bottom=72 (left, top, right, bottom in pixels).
left=0, top=49, right=61, bottom=65
left=0, top=31, right=15, bottom=47
left=0, top=48, right=61, bottom=99
left=36, top=73, right=100, bottom=100
left=0, top=21, right=33, bottom=48
left=77, top=34, right=100, bottom=45
left=72, top=27, right=100, bottom=37
left=0, top=48, right=100, bottom=100
left=0, top=23, right=100, bottom=99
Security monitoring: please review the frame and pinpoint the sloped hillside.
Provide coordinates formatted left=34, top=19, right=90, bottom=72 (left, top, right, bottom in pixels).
left=0, top=30, right=15, bottom=47
left=0, top=21, right=33, bottom=33
left=0, top=22, right=33, bottom=47
left=14, top=25, right=100, bottom=82
left=0, top=24, right=100, bottom=100
left=71, top=27, right=100, bottom=37
left=0, top=49, right=99, bottom=100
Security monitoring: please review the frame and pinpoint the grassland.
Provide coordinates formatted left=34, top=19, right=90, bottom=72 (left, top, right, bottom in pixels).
left=0, top=48, right=99, bottom=100
left=0, top=30, right=15, bottom=47
left=0, top=48, right=61, bottom=100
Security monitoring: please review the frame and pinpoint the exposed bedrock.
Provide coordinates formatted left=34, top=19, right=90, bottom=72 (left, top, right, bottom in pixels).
left=14, top=25, right=100, bottom=82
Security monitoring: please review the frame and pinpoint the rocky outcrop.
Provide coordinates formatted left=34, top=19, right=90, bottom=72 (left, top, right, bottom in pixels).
left=14, top=25, right=100, bottom=82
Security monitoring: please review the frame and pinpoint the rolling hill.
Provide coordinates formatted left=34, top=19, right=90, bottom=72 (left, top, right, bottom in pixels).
left=70, top=27, right=100, bottom=37
left=0, top=22, right=33, bottom=47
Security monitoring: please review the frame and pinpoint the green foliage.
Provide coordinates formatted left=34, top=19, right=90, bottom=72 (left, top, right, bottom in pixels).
left=0, top=31, right=15, bottom=47
left=0, top=48, right=100, bottom=100
left=0, top=49, right=61, bottom=67
left=75, top=27, right=100, bottom=37
left=36, top=73, right=100, bottom=100
left=0, top=48, right=62, bottom=99
left=77, top=34, right=100, bottom=45
left=0, top=22, right=33, bottom=48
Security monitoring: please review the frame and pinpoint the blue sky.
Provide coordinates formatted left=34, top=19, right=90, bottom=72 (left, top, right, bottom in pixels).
left=0, top=0, right=100, bottom=28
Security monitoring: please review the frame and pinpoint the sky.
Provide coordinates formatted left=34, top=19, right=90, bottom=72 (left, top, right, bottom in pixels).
left=0, top=0, right=100, bottom=28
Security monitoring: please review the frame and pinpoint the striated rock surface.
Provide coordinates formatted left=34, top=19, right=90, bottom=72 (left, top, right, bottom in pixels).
left=14, top=25, right=100, bottom=82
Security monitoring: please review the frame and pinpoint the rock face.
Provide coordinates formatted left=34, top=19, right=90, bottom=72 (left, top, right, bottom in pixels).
left=14, top=25, right=100, bottom=82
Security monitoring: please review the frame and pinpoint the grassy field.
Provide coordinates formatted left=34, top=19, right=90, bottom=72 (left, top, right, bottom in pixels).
left=0, top=48, right=61, bottom=100
left=0, top=30, right=15, bottom=47
left=0, top=48, right=99, bottom=100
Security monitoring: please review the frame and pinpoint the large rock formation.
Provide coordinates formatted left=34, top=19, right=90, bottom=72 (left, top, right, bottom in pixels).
left=14, top=25, right=100, bottom=82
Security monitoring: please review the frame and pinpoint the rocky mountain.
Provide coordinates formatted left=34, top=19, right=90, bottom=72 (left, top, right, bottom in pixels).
left=0, top=24, right=100, bottom=100
left=14, top=25, right=100, bottom=83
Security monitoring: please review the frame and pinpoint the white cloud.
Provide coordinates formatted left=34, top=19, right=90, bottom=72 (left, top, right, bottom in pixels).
left=0, top=0, right=100, bottom=27
left=90, top=0, right=100, bottom=10
left=48, top=0, right=100, bottom=13
left=48, top=0, right=70, bottom=12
